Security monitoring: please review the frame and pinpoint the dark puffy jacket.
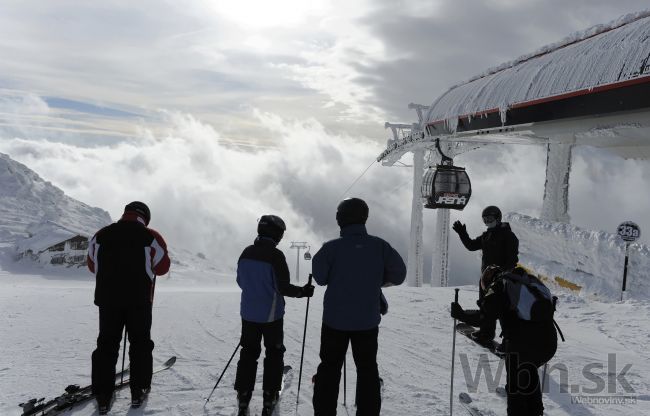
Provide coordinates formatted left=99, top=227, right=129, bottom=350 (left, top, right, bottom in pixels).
left=458, top=222, right=519, bottom=271
left=312, top=224, right=406, bottom=331
left=237, top=237, right=304, bottom=323
left=88, top=215, right=170, bottom=307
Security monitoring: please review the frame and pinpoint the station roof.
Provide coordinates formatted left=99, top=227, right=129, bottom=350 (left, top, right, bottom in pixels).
left=379, top=11, right=650, bottom=164
left=426, top=11, right=650, bottom=133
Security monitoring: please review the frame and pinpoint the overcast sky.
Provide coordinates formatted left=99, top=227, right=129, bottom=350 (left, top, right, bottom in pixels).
left=1, top=0, right=649, bottom=285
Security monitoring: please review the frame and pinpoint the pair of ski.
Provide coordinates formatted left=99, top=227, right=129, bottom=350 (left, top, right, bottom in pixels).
left=455, top=323, right=506, bottom=416
left=236, top=365, right=292, bottom=416
left=19, top=356, right=176, bottom=416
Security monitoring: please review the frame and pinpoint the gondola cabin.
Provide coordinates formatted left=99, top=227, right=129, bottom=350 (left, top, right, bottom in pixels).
left=421, top=165, right=472, bottom=210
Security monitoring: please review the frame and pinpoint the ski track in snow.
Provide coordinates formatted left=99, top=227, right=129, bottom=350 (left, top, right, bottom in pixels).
left=1, top=271, right=650, bottom=416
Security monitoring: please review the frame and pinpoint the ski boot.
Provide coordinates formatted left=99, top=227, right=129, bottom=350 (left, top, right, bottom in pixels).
left=237, top=390, right=252, bottom=416
left=96, top=392, right=113, bottom=415
left=131, top=386, right=151, bottom=408
left=261, top=390, right=279, bottom=416
left=470, top=330, right=494, bottom=347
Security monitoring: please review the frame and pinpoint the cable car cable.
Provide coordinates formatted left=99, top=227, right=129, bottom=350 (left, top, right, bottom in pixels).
left=338, top=159, right=377, bottom=199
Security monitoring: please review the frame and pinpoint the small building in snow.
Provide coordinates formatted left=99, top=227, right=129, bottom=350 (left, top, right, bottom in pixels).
left=16, top=221, right=90, bottom=267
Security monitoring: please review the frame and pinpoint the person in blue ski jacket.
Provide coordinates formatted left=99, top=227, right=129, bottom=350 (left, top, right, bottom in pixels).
left=312, top=198, right=406, bottom=416
left=234, top=215, right=314, bottom=416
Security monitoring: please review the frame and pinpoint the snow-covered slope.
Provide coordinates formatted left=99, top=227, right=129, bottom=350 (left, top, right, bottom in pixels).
left=0, top=269, right=648, bottom=416
left=0, top=152, right=112, bottom=243
left=507, top=213, right=650, bottom=301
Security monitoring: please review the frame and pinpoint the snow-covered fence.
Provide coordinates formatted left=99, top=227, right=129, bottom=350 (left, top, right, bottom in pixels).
left=505, top=213, right=650, bottom=300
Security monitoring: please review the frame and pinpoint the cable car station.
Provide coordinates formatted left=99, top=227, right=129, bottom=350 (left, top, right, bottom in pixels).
left=379, top=12, right=650, bottom=288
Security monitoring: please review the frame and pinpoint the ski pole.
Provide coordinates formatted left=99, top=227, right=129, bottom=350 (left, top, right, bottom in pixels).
left=120, top=327, right=127, bottom=386
left=450, top=288, right=459, bottom=416
left=296, top=273, right=313, bottom=410
left=205, top=342, right=241, bottom=404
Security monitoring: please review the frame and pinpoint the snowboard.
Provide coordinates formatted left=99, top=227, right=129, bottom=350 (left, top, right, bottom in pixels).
left=456, top=322, right=504, bottom=358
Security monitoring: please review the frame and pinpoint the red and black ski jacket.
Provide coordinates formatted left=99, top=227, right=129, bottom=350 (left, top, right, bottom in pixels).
left=87, top=214, right=170, bottom=307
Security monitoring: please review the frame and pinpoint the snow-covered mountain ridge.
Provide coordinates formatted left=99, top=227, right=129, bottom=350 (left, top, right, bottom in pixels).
left=0, top=152, right=228, bottom=278
left=0, top=152, right=112, bottom=243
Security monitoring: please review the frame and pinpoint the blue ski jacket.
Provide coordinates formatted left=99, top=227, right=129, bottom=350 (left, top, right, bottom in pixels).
left=312, top=224, right=406, bottom=331
left=237, top=237, right=304, bottom=323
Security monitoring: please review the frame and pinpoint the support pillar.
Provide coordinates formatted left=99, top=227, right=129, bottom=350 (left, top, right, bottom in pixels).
left=407, top=150, right=425, bottom=286
left=431, top=208, right=451, bottom=287
left=431, top=146, right=453, bottom=287
left=541, top=143, right=573, bottom=223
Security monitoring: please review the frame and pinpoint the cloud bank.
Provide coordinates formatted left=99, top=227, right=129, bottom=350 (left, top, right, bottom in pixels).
left=0, top=110, right=413, bottom=278
left=2, top=105, right=648, bottom=285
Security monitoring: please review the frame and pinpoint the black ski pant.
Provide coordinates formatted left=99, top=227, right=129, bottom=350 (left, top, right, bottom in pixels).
left=91, top=305, right=154, bottom=397
left=313, top=324, right=380, bottom=416
left=234, top=318, right=285, bottom=393
left=478, top=281, right=497, bottom=338
left=505, top=350, right=551, bottom=416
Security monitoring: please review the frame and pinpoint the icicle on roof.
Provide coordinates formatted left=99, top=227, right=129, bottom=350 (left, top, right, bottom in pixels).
left=425, top=10, right=650, bottom=131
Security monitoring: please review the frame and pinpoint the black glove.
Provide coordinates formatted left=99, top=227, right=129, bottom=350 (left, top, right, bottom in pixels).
left=452, top=221, right=467, bottom=235
left=450, top=302, right=465, bottom=320
left=380, top=292, right=389, bottom=315
left=300, top=283, right=315, bottom=298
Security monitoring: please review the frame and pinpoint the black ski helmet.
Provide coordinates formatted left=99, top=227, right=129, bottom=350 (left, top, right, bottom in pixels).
left=481, top=205, right=502, bottom=222
left=124, top=201, right=151, bottom=225
left=257, top=215, right=286, bottom=243
left=336, top=197, right=369, bottom=227
left=480, top=264, right=503, bottom=290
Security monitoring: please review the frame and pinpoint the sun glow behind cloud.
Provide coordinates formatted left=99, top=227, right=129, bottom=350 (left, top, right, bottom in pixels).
left=208, top=0, right=330, bottom=29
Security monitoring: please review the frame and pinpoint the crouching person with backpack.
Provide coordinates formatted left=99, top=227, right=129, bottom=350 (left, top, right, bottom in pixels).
left=451, top=266, right=558, bottom=416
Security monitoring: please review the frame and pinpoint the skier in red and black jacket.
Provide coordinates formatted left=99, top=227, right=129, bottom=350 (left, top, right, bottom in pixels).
left=87, top=201, right=170, bottom=414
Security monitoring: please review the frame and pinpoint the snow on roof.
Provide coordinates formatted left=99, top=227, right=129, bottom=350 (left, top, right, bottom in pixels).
left=16, top=221, right=87, bottom=253
left=425, top=10, right=650, bottom=129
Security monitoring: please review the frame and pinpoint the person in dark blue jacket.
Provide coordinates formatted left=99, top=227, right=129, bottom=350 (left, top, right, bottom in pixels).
left=234, top=215, right=314, bottom=416
left=312, top=198, right=406, bottom=416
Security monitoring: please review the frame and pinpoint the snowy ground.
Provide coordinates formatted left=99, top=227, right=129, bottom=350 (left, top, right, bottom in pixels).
left=1, top=266, right=650, bottom=416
